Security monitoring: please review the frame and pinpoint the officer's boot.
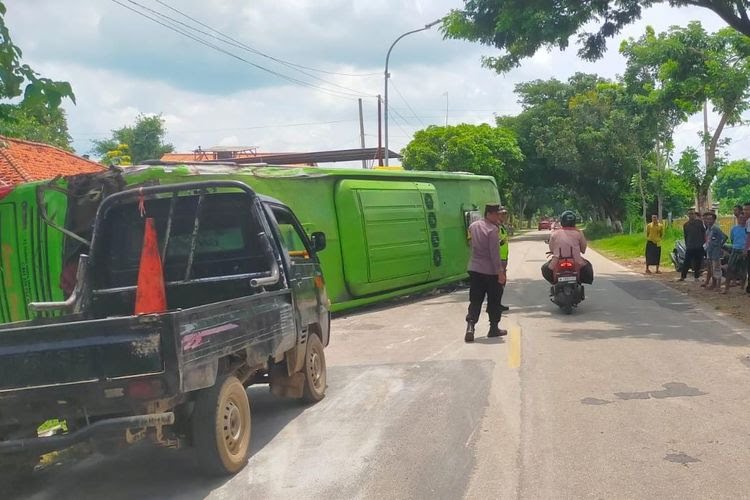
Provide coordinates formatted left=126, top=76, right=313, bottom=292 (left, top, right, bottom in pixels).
left=464, top=321, right=475, bottom=343
left=488, top=323, right=508, bottom=338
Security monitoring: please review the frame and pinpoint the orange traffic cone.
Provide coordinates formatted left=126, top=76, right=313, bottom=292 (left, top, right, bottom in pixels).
left=134, top=217, right=167, bottom=315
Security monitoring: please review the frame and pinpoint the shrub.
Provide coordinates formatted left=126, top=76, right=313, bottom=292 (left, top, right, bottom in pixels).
left=584, top=221, right=614, bottom=240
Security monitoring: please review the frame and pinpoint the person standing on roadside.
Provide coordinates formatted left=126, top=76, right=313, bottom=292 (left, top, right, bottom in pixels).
left=465, top=204, right=507, bottom=343
left=645, top=215, right=665, bottom=274
left=702, top=212, right=727, bottom=290
left=723, top=214, right=747, bottom=294
left=744, top=202, right=750, bottom=294
left=498, top=207, right=510, bottom=312
left=679, top=209, right=706, bottom=282
left=734, top=204, right=743, bottom=225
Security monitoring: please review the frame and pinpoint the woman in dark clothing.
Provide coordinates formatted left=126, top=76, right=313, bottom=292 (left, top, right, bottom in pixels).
left=679, top=209, right=707, bottom=281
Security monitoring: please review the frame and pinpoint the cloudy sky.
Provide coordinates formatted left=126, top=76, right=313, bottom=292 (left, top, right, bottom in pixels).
left=6, top=0, right=746, bottom=165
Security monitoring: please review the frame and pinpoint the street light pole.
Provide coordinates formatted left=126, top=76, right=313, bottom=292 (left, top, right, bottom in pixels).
left=384, top=18, right=442, bottom=166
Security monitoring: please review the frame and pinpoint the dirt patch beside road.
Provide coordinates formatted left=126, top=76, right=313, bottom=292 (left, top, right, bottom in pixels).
left=603, top=254, right=750, bottom=328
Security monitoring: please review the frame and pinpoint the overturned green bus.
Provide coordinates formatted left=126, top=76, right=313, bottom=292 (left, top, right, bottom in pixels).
left=0, top=163, right=499, bottom=322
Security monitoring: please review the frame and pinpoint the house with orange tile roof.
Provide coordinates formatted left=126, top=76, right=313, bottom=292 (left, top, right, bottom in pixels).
left=0, top=136, right=104, bottom=186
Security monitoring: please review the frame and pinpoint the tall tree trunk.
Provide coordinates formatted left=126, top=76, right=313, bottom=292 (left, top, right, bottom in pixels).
left=697, top=191, right=709, bottom=214
left=637, top=159, right=647, bottom=230
left=701, top=109, right=730, bottom=212
left=655, top=142, right=663, bottom=220
left=657, top=193, right=663, bottom=221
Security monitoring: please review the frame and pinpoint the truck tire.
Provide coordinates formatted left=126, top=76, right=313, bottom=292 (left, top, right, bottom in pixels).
left=302, top=334, right=327, bottom=403
left=192, top=375, right=251, bottom=476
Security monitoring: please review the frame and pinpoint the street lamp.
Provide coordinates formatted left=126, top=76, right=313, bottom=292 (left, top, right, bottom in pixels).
left=384, top=18, right=443, bottom=166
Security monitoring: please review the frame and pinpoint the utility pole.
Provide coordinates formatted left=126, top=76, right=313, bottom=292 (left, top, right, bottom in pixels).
left=377, top=95, right=383, bottom=166
left=358, top=98, right=366, bottom=169
left=384, top=18, right=443, bottom=166
left=703, top=100, right=709, bottom=167
left=703, top=100, right=710, bottom=211
left=444, top=91, right=449, bottom=126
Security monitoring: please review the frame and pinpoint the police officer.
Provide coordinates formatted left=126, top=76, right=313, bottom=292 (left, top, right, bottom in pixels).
left=465, top=204, right=507, bottom=342
left=498, top=206, right=510, bottom=312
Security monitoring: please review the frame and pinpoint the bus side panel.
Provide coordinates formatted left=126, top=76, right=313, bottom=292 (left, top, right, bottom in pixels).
left=0, top=186, right=67, bottom=323
left=335, top=180, right=432, bottom=298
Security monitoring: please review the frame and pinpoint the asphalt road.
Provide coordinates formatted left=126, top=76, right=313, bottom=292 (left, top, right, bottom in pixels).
left=7, top=230, right=750, bottom=499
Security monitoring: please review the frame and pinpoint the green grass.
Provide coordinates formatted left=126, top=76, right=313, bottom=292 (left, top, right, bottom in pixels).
left=589, top=216, right=739, bottom=268
left=589, top=227, right=680, bottom=267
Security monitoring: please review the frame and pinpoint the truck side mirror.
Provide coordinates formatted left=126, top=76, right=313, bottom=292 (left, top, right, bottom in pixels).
left=311, top=232, right=326, bottom=252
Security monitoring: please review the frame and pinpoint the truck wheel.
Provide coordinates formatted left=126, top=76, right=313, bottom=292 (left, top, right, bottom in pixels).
left=192, top=375, right=251, bottom=476
left=302, top=334, right=327, bottom=403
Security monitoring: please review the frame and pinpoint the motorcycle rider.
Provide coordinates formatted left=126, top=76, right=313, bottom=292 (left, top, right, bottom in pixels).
left=542, top=210, right=594, bottom=284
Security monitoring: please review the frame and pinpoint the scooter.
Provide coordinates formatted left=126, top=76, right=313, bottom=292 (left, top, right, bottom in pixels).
left=545, top=252, right=585, bottom=314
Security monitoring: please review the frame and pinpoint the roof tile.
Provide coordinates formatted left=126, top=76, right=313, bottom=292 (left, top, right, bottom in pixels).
left=0, top=136, right=104, bottom=186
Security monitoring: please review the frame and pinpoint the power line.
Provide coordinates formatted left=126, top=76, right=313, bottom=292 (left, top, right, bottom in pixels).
left=131, top=0, right=371, bottom=97
left=110, top=0, right=367, bottom=101
left=73, top=118, right=361, bottom=138
left=390, top=79, right=426, bottom=128
left=389, top=113, right=412, bottom=137
left=388, top=105, right=416, bottom=139
left=389, top=104, right=419, bottom=130
left=154, top=0, right=381, bottom=78
left=407, top=107, right=519, bottom=113
left=120, top=0, right=367, bottom=98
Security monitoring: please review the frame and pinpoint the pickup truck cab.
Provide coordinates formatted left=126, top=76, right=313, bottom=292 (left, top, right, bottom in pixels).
left=0, top=180, right=330, bottom=477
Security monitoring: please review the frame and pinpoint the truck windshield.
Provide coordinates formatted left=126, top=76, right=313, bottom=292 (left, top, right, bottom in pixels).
left=93, top=192, right=270, bottom=289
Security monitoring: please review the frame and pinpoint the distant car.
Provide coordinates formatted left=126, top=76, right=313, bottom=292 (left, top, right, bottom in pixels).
left=538, top=218, right=552, bottom=231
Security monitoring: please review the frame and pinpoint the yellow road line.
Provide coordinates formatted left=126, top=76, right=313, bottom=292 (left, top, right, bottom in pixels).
left=508, top=324, right=522, bottom=369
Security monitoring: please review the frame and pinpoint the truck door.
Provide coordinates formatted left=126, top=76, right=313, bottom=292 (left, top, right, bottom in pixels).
left=265, top=205, right=321, bottom=331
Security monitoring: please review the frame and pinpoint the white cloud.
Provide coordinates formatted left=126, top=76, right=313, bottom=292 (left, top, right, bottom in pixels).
left=4, top=0, right=749, bottom=164
left=218, top=136, right=240, bottom=147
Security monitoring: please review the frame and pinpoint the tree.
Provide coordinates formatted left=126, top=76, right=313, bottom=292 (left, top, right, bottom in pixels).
left=99, top=143, right=132, bottom=166
left=646, top=164, right=695, bottom=216
left=714, top=159, right=750, bottom=211
left=0, top=103, right=72, bottom=150
left=496, top=113, right=569, bottom=227
left=92, top=114, right=174, bottom=165
left=621, top=23, right=750, bottom=211
left=676, top=147, right=704, bottom=207
left=401, top=123, right=524, bottom=199
left=443, top=1, right=750, bottom=72
left=620, top=26, right=687, bottom=221
left=0, top=1, right=74, bottom=113
left=0, top=1, right=75, bottom=148
left=505, top=74, right=650, bottom=224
